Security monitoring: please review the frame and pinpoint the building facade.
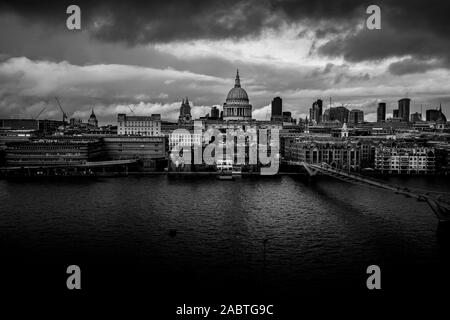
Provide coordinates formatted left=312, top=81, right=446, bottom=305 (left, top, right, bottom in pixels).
left=323, top=106, right=349, bottom=123
left=5, top=137, right=104, bottom=167
left=271, top=97, right=283, bottom=121
left=309, top=99, right=323, bottom=124
left=103, top=136, right=167, bottom=171
left=377, top=102, right=386, bottom=122
left=348, top=109, right=364, bottom=125
left=117, top=114, right=161, bottom=136
left=283, top=137, right=364, bottom=171
left=375, top=145, right=435, bottom=174
left=398, top=98, right=411, bottom=122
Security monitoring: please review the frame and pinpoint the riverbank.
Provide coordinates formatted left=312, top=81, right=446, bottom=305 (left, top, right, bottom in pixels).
left=1, top=169, right=447, bottom=180
left=0, top=170, right=311, bottom=180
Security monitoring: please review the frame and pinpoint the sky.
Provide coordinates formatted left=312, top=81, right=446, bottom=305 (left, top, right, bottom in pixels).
left=1, top=0, right=450, bottom=124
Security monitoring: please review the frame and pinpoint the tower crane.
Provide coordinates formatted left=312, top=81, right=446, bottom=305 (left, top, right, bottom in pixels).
left=34, top=107, right=46, bottom=120
left=54, top=97, right=68, bottom=128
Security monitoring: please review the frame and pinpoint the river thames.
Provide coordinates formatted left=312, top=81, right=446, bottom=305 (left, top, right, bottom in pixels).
left=1, top=175, right=449, bottom=310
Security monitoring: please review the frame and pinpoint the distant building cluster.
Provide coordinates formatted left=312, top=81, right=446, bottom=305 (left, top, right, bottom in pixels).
left=1, top=69, right=450, bottom=175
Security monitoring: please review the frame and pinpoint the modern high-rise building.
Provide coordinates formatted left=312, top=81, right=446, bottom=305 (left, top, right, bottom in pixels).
left=348, top=109, right=364, bottom=125
left=271, top=97, right=282, bottom=121
left=309, top=99, right=323, bottom=123
left=393, top=109, right=399, bottom=118
left=323, top=106, right=349, bottom=123
left=377, top=102, right=386, bottom=122
left=398, top=98, right=411, bottom=122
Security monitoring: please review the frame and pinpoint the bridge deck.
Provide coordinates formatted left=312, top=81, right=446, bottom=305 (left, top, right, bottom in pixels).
left=286, top=160, right=450, bottom=222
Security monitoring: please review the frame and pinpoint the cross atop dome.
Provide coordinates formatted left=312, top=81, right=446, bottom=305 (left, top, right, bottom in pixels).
left=234, top=69, right=241, bottom=88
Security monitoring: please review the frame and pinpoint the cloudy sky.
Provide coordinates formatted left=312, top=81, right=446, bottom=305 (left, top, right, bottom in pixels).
left=1, top=0, right=450, bottom=124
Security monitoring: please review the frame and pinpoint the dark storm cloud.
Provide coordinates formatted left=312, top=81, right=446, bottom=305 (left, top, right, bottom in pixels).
left=0, top=0, right=366, bottom=45
left=317, top=0, right=450, bottom=70
left=388, top=58, right=444, bottom=76
left=0, top=0, right=274, bottom=45
left=2, top=0, right=450, bottom=122
left=3, top=0, right=450, bottom=67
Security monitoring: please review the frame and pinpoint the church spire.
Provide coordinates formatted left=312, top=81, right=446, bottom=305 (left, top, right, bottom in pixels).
left=234, top=69, right=241, bottom=88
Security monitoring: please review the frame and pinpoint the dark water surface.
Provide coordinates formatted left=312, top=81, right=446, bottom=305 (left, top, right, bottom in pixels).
left=1, top=175, right=449, bottom=313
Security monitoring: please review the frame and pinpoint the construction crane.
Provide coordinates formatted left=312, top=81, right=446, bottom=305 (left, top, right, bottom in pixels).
left=34, top=107, right=46, bottom=120
left=128, top=104, right=135, bottom=114
left=55, top=97, right=68, bottom=128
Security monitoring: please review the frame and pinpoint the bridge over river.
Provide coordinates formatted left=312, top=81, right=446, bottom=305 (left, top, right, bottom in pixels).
left=285, top=160, right=450, bottom=224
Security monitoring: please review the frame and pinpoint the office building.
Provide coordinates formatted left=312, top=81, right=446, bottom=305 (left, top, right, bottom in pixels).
left=309, top=99, right=323, bottom=124
left=377, top=102, right=386, bottom=122
left=283, top=137, right=363, bottom=171
left=271, top=97, right=283, bottom=121
left=375, top=145, right=435, bottom=174
left=0, top=118, right=62, bottom=136
left=398, top=98, right=410, bottom=122
left=323, top=106, right=349, bottom=123
left=348, top=109, right=364, bottom=125
left=117, top=114, right=161, bottom=136
left=5, top=137, right=104, bottom=167
left=103, top=136, right=167, bottom=171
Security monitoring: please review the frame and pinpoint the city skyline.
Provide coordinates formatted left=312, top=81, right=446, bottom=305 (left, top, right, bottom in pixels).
left=1, top=1, right=450, bottom=124
left=1, top=2, right=450, bottom=311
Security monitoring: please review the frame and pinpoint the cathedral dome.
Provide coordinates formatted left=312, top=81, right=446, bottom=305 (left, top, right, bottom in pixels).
left=223, top=69, right=252, bottom=121
left=226, top=69, right=249, bottom=104
left=226, top=87, right=249, bottom=102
